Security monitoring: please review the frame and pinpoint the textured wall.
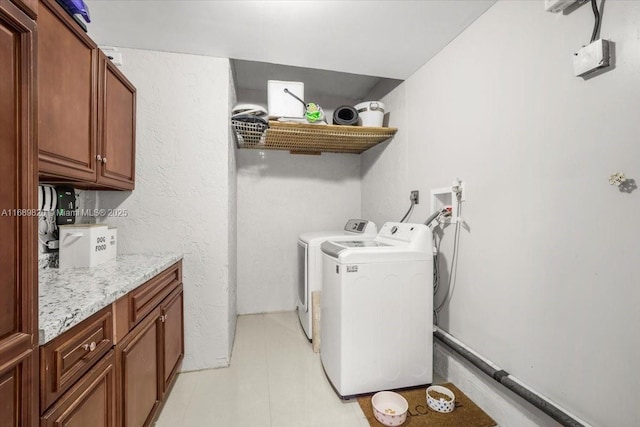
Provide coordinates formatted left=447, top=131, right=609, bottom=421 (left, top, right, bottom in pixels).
left=236, top=150, right=361, bottom=314
left=93, top=48, right=235, bottom=371
left=362, top=1, right=640, bottom=426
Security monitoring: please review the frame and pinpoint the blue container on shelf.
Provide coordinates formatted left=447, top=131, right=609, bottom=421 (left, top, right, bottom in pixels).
left=56, top=0, right=91, bottom=31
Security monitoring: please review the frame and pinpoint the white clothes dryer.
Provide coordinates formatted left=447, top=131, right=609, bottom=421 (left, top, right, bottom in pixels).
left=297, top=219, right=377, bottom=340
left=320, top=222, right=433, bottom=397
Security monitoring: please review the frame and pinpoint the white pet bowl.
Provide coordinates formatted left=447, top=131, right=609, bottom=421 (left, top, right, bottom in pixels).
left=426, top=385, right=455, bottom=413
left=371, top=391, right=408, bottom=426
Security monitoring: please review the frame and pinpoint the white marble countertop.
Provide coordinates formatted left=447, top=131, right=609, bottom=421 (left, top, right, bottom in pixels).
left=39, top=253, right=183, bottom=345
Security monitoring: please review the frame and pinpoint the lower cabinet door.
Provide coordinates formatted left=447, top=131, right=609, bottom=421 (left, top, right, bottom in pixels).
left=0, top=352, right=36, bottom=427
left=161, top=285, right=184, bottom=396
left=117, top=306, right=161, bottom=427
left=41, top=350, right=116, bottom=427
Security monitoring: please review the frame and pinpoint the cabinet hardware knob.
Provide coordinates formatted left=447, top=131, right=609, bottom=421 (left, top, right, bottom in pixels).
left=96, top=154, right=102, bottom=161
left=160, top=315, right=166, bottom=323
left=82, top=342, right=97, bottom=351
left=102, top=157, right=107, bottom=164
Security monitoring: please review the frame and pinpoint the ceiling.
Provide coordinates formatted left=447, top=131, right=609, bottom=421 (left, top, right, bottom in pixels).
left=85, top=0, right=496, bottom=81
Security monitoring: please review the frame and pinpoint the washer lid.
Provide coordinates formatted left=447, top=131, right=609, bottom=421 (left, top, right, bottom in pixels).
left=299, top=230, right=343, bottom=244
left=337, top=240, right=388, bottom=248
left=321, top=240, right=389, bottom=257
left=298, top=220, right=377, bottom=245
left=321, top=240, right=429, bottom=263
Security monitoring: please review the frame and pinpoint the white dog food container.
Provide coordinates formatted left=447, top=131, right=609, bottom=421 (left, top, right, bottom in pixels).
left=355, top=101, right=385, bottom=126
left=268, top=80, right=305, bottom=118
left=59, top=224, right=110, bottom=268
left=107, top=227, right=117, bottom=260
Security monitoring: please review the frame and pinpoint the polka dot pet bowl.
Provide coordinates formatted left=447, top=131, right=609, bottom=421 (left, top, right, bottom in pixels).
left=371, top=391, right=408, bottom=426
left=426, top=385, right=456, bottom=413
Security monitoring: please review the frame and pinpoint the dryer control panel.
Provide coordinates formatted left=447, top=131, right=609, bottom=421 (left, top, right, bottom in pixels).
left=343, top=219, right=376, bottom=234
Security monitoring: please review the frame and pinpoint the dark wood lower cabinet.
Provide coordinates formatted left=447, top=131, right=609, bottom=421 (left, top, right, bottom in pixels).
left=116, top=306, right=162, bottom=427
left=160, top=285, right=184, bottom=397
left=41, top=350, right=116, bottom=427
left=116, top=283, right=185, bottom=427
left=39, top=263, right=184, bottom=427
left=0, top=353, right=36, bottom=427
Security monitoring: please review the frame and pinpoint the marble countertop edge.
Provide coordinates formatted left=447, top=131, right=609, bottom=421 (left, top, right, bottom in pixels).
left=39, top=253, right=183, bottom=345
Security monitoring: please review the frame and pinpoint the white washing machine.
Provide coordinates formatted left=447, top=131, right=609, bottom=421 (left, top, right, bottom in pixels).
left=297, top=219, right=377, bottom=340
left=320, top=222, right=433, bottom=398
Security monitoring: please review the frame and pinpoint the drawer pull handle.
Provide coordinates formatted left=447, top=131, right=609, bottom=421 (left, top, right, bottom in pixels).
left=160, top=315, right=166, bottom=323
left=82, top=341, right=97, bottom=352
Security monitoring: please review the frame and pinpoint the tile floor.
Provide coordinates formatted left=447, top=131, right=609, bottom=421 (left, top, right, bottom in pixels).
left=155, top=311, right=441, bottom=426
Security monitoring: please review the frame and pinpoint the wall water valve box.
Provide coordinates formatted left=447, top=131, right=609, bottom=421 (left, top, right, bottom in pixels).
left=573, top=39, right=610, bottom=77
left=267, top=80, right=304, bottom=118
left=59, top=224, right=110, bottom=268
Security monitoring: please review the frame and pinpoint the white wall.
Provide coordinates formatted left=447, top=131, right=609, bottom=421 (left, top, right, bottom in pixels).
left=228, top=66, right=238, bottom=355
left=362, top=2, right=640, bottom=426
left=93, top=48, right=236, bottom=371
left=237, top=150, right=361, bottom=314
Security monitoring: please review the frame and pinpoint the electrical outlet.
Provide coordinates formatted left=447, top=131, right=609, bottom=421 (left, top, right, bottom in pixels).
left=410, top=190, right=419, bottom=204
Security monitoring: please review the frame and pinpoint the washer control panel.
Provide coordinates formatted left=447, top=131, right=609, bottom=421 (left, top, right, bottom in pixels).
left=378, top=222, right=427, bottom=243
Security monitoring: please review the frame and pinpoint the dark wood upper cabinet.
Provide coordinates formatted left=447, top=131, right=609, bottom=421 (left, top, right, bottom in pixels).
left=0, top=1, right=38, bottom=426
left=97, top=51, right=136, bottom=190
left=38, top=0, right=98, bottom=183
left=9, top=0, right=37, bottom=18
left=37, top=0, right=136, bottom=190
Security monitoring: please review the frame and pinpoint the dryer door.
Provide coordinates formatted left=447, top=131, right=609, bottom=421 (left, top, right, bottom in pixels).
left=297, top=240, right=308, bottom=312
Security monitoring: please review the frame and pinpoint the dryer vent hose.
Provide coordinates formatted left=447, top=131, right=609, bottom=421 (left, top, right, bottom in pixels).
left=333, top=106, right=359, bottom=126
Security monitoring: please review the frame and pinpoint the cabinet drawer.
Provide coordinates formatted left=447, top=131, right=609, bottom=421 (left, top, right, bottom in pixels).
left=41, top=350, right=116, bottom=427
left=40, top=305, right=113, bottom=412
left=128, top=261, right=181, bottom=329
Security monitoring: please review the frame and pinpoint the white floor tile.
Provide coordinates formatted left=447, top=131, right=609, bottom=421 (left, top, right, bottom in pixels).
left=156, top=311, right=438, bottom=427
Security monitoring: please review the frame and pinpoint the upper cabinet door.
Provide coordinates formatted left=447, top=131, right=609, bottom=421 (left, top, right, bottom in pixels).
left=38, top=0, right=98, bottom=182
left=0, top=1, right=38, bottom=426
left=10, top=0, right=37, bottom=18
left=98, top=52, right=136, bottom=190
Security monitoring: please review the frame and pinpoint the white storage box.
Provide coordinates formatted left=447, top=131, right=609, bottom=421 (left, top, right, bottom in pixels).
left=355, top=101, right=385, bottom=127
left=268, top=80, right=304, bottom=118
left=59, top=224, right=110, bottom=268
left=107, top=227, right=117, bottom=260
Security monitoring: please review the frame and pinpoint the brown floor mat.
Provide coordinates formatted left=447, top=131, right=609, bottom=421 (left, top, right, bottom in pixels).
left=357, top=382, right=497, bottom=426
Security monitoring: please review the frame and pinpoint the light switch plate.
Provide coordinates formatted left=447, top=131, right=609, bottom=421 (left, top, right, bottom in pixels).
left=573, top=39, right=610, bottom=77
left=99, top=46, right=123, bottom=66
